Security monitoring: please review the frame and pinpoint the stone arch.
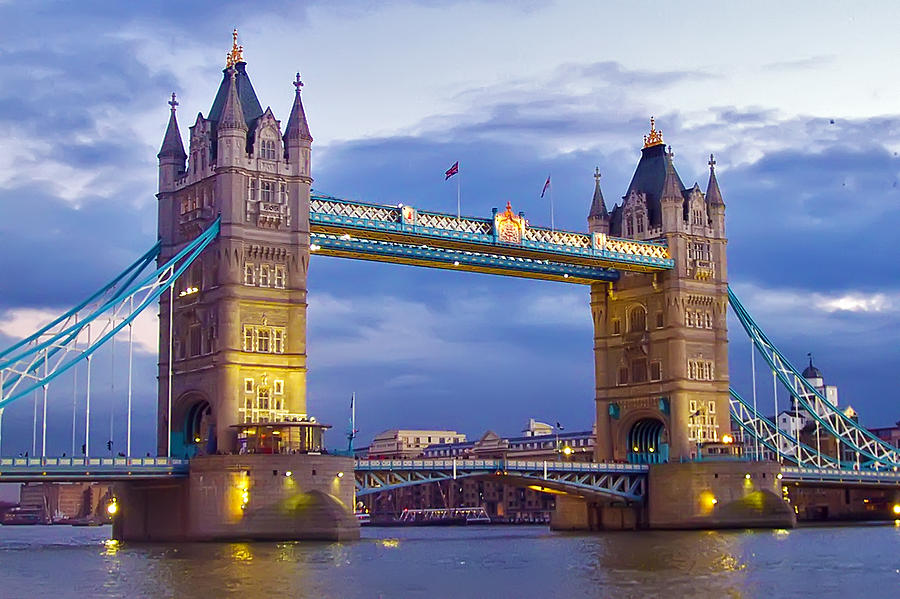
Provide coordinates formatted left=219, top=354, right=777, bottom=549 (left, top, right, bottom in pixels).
left=172, top=390, right=216, bottom=457
left=616, top=408, right=668, bottom=463
left=627, top=304, right=647, bottom=333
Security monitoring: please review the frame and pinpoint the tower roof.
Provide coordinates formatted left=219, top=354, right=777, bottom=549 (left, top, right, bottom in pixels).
left=158, top=93, right=186, bottom=161
left=622, top=137, right=686, bottom=227
left=588, top=167, right=609, bottom=220
left=210, top=63, right=258, bottom=131
left=802, top=354, right=823, bottom=379
left=284, top=72, right=313, bottom=144
left=706, top=153, right=725, bottom=207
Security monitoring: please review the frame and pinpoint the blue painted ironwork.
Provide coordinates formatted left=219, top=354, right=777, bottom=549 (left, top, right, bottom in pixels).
left=310, top=233, right=620, bottom=283
left=0, top=218, right=221, bottom=410
left=354, top=459, right=648, bottom=501
left=309, top=193, right=674, bottom=273
left=0, top=456, right=188, bottom=482
left=728, top=286, right=900, bottom=469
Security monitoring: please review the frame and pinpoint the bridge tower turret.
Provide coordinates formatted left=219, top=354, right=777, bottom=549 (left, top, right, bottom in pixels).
left=591, top=119, right=730, bottom=463
left=587, top=167, right=610, bottom=235
left=155, top=31, right=313, bottom=457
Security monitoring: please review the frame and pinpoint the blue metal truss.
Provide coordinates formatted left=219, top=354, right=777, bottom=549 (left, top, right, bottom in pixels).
left=309, top=193, right=674, bottom=273
left=354, top=459, right=648, bottom=502
left=0, top=457, right=189, bottom=482
left=310, top=233, right=620, bottom=283
left=728, top=286, right=900, bottom=470
left=0, top=218, right=220, bottom=410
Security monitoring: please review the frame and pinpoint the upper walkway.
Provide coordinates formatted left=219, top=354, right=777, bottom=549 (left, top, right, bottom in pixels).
left=309, top=194, right=674, bottom=284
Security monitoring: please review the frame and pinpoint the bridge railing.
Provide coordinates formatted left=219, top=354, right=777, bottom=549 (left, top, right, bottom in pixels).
left=355, top=458, right=648, bottom=473
left=0, top=457, right=189, bottom=468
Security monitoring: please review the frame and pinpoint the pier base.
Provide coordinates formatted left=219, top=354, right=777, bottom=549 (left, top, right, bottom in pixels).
left=112, top=454, right=359, bottom=542
left=647, top=461, right=795, bottom=529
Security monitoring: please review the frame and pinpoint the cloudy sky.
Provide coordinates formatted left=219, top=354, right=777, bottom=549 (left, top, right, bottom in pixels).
left=1, top=0, right=900, bottom=460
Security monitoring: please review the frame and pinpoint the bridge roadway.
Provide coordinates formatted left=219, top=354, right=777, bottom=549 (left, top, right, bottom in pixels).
left=4, top=458, right=897, bottom=502
left=308, top=194, right=674, bottom=284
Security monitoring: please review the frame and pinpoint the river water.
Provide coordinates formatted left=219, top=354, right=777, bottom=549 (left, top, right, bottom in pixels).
left=0, top=524, right=897, bottom=598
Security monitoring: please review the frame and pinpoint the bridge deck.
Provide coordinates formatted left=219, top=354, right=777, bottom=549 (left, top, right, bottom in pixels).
left=0, top=457, right=189, bottom=482
left=309, top=194, right=674, bottom=283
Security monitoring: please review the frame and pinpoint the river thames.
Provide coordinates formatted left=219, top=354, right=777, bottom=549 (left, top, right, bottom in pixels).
left=0, top=524, right=897, bottom=598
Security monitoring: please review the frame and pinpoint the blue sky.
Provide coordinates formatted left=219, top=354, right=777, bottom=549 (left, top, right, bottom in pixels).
left=1, top=1, right=900, bottom=460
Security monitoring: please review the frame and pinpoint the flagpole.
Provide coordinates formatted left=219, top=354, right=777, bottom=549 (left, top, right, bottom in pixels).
left=550, top=181, right=554, bottom=231
left=457, top=163, right=461, bottom=219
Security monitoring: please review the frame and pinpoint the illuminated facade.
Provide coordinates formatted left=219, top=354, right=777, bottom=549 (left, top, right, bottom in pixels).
left=156, top=32, right=313, bottom=455
left=591, top=122, right=731, bottom=462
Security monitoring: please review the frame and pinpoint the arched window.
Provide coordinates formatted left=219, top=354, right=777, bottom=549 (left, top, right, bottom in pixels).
left=628, top=306, right=646, bottom=333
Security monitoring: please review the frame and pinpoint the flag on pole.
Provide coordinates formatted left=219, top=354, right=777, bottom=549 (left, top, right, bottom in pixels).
left=541, top=175, right=551, bottom=198
left=556, top=422, right=564, bottom=430
left=444, top=161, right=459, bottom=180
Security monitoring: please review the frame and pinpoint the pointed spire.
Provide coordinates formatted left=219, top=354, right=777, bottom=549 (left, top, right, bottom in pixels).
left=660, top=146, right=682, bottom=201
left=588, top=167, right=609, bottom=220
left=218, top=68, right=247, bottom=132
left=284, top=72, right=313, bottom=143
left=158, top=92, right=187, bottom=160
left=706, top=153, right=725, bottom=206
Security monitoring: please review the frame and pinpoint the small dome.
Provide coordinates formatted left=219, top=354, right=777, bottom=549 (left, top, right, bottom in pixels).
left=802, top=355, right=822, bottom=379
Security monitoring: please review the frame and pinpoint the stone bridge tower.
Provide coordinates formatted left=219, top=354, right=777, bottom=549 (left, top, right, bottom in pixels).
left=155, top=32, right=313, bottom=456
left=590, top=120, right=730, bottom=463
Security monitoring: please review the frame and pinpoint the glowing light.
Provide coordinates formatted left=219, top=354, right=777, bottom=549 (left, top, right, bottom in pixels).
left=310, top=244, right=321, bottom=251
left=776, top=473, right=783, bottom=480
left=453, top=261, right=460, bottom=266
left=106, top=499, right=118, bottom=515
left=633, top=446, right=640, bottom=452
left=563, top=274, right=569, bottom=279
left=721, top=434, right=734, bottom=444
left=562, top=446, right=573, bottom=456
left=648, top=447, right=655, bottom=453
left=285, top=471, right=293, bottom=478
left=194, top=436, right=201, bottom=443
left=340, top=234, right=351, bottom=241
left=745, top=473, right=751, bottom=480
left=381, top=538, right=400, bottom=548
left=892, top=504, right=900, bottom=515
left=336, top=471, right=344, bottom=478
left=711, top=498, right=718, bottom=505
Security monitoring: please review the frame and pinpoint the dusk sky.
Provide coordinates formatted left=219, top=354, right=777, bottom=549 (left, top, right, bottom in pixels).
left=1, top=1, right=900, bottom=459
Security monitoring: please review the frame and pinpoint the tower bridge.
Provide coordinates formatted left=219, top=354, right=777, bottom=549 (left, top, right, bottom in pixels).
left=0, top=31, right=898, bottom=539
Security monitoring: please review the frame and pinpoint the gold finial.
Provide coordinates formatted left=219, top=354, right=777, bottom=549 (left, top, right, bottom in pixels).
left=226, top=28, right=245, bottom=68
left=643, top=116, right=664, bottom=148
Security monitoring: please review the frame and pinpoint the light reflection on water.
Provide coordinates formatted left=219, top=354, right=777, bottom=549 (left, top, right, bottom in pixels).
left=0, top=524, right=897, bottom=598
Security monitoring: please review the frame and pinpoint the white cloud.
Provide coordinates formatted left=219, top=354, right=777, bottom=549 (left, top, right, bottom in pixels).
left=0, top=306, right=158, bottom=356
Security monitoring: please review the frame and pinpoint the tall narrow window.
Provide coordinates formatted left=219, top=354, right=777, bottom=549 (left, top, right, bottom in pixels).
left=248, top=178, right=257, bottom=202
left=261, top=180, right=274, bottom=203
left=650, top=361, right=662, bottom=381
left=272, top=329, right=284, bottom=354
left=244, top=378, right=254, bottom=393
left=257, top=328, right=270, bottom=353
left=631, top=358, right=648, bottom=383
left=259, top=264, right=270, bottom=287
left=611, top=319, right=621, bottom=335
left=617, top=367, right=628, bottom=386
left=274, top=379, right=284, bottom=395
left=628, top=306, right=646, bottom=333
left=243, top=326, right=255, bottom=352
left=274, top=265, right=286, bottom=289
left=279, top=182, right=288, bottom=204
left=244, top=263, right=255, bottom=286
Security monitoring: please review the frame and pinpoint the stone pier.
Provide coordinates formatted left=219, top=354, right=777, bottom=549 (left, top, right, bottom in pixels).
left=113, top=454, right=359, bottom=542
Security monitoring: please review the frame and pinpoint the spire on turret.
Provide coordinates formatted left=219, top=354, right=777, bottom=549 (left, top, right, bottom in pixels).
left=218, top=68, right=247, bottom=132
left=706, top=153, right=725, bottom=207
left=284, top=72, right=313, bottom=144
left=588, top=167, right=609, bottom=220
left=158, top=92, right=187, bottom=160
left=660, top=146, right=682, bottom=201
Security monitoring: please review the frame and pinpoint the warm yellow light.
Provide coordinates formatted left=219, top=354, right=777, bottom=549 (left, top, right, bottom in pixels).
left=776, top=473, right=783, bottom=480
left=336, top=471, right=344, bottom=478
left=633, top=446, right=639, bottom=452
left=745, top=473, right=751, bottom=480
left=648, top=447, right=655, bottom=453
left=710, top=498, right=718, bottom=505
left=194, top=436, right=201, bottom=443
left=892, top=504, right=900, bottom=515
left=285, top=471, right=293, bottom=478
left=721, top=434, right=734, bottom=444
left=106, top=500, right=118, bottom=515
left=562, top=446, right=573, bottom=456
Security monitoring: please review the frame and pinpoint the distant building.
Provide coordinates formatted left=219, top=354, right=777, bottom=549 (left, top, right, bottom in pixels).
left=869, top=421, right=900, bottom=448
left=18, top=482, right=113, bottom=522
left=367, top=429, right=466, bottom=459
